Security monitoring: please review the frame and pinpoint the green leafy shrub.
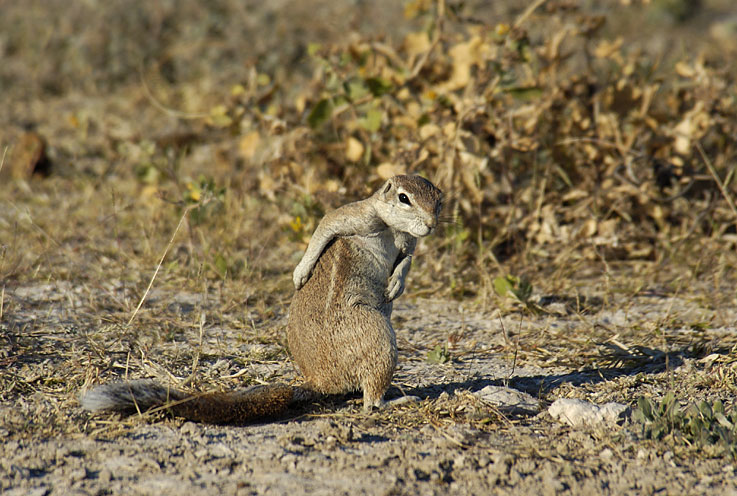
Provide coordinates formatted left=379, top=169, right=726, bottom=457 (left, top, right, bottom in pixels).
left=633, top=393, right=737, bottom=459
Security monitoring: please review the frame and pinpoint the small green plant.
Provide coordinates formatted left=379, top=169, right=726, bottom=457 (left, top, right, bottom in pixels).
left=493, top=275, right=542, bottom=314
left=445, top=221, right=470, bottom=253
left=427, top=345, right=451, bottom=364
left=633, top=393, right=737, bottom=459
left=207, top=252, right=245, bottom=280
left=288, top=195, right=324, bottom=242
left=133, top=140, right=167, bottom=184
left=184, top=175, right=225, bottom=224
left=493, top=275, right=532, bottom=301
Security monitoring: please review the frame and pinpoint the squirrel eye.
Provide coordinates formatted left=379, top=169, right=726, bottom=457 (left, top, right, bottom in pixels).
left=398, top=193, right=411, bottom=205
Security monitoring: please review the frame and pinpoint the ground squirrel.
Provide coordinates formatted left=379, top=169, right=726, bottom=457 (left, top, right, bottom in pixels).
left=81, top=175, right=443, bottom=424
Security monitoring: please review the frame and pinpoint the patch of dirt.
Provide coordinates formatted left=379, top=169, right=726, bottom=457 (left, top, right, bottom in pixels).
left=2, top=282, right=737, bottom=495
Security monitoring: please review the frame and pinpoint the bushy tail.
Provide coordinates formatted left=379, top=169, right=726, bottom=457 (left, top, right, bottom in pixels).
left=80, top=379, right=311, bottom=425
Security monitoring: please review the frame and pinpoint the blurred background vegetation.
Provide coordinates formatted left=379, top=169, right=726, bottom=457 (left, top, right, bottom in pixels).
left=2, top=0, right=736, bottom=304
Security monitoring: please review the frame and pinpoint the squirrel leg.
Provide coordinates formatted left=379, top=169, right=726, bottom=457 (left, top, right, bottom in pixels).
left=293, top=221, right=338, bottom=289
left=362, top=387, right=385, bottom=411
left=385, top=254, right=412, bottom=302
left=338, top=304, right=397, bottom=411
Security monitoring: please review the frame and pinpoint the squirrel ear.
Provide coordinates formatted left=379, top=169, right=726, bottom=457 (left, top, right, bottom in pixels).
left=383, top=182, right=392, bottom=195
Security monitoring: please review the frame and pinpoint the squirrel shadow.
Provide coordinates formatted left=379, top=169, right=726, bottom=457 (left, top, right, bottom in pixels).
left=280, top=346, right=700, bottom=424
left=383, top=348, right=690, bottom=416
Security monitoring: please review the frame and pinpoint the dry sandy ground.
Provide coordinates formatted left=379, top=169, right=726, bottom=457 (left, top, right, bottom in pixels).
left=2, top=282, right=737, bottom=495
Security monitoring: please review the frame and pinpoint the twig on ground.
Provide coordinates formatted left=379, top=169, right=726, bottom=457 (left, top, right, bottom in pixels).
left=513, top=0, right=549, bottom=28
left=0, top=146, right=8, bottom=175
left=698, top=142, right=737, bottom=223
left=139, top=61, right=209, bottom=119
left=127, top=204, right=195, bottom=326
left=180, top=312, right=206, bottom=388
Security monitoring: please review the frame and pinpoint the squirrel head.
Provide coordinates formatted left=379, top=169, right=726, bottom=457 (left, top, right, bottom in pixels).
left=374, top=175, right=443, bottom=237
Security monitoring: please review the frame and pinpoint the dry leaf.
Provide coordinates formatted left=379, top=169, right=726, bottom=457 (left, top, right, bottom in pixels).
left=324, top=179, right=340, bottom=192
left=598, top=219, right=618, bottom=237
left=406, top=101, right=423, bottom=118
left=580, top=219, right=598, bottom=238
left=377, top=162, right=405, bottom=180
left=674, top=61, right=696, bottom=79
left=440, top=36, right=487, bottom=92
left=238, top=131, right=261, bottom=161
left=345, top=137, right=364, bottom=162
left=419, top=124, right=441, bottom=140
left=593, top=37, right=623, bottom=60
left=404, top=31, right=431, bottom=64
left=673, top=101, right=711, bottom=155
left=562, top=189, right=589, bottom=203
left=7, top=132, right=50, bottom=179
left=442, top=122, right=456, bottom=139
left=259, top=172, right=277, bottom=201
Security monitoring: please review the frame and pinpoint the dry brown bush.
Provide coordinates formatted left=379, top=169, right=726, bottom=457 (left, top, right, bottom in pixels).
left=2, top=0, right=736, bottom=297
left=206, top=0, right=737, bottom=295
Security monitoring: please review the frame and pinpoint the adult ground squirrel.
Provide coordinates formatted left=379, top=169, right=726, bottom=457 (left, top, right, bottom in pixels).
left=81, top=175, right=443, bottom=424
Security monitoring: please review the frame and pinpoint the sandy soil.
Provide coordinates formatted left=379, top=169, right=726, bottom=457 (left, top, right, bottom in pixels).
left=2, top=282, right=737, bottom=495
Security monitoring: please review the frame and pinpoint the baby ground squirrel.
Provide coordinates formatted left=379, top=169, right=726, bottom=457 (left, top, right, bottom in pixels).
left=81, top=175, right=443, bottom=424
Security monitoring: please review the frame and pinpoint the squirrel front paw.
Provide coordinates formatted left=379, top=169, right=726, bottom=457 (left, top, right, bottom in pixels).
left=384, top=275, right=405, bottom=302
left=292, top=261, right=311, bottom=289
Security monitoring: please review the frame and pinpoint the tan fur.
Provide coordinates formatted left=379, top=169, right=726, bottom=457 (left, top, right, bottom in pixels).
left=80, top=175, right=443, bottom=422
left=289, top=175, right=443, bottom=409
